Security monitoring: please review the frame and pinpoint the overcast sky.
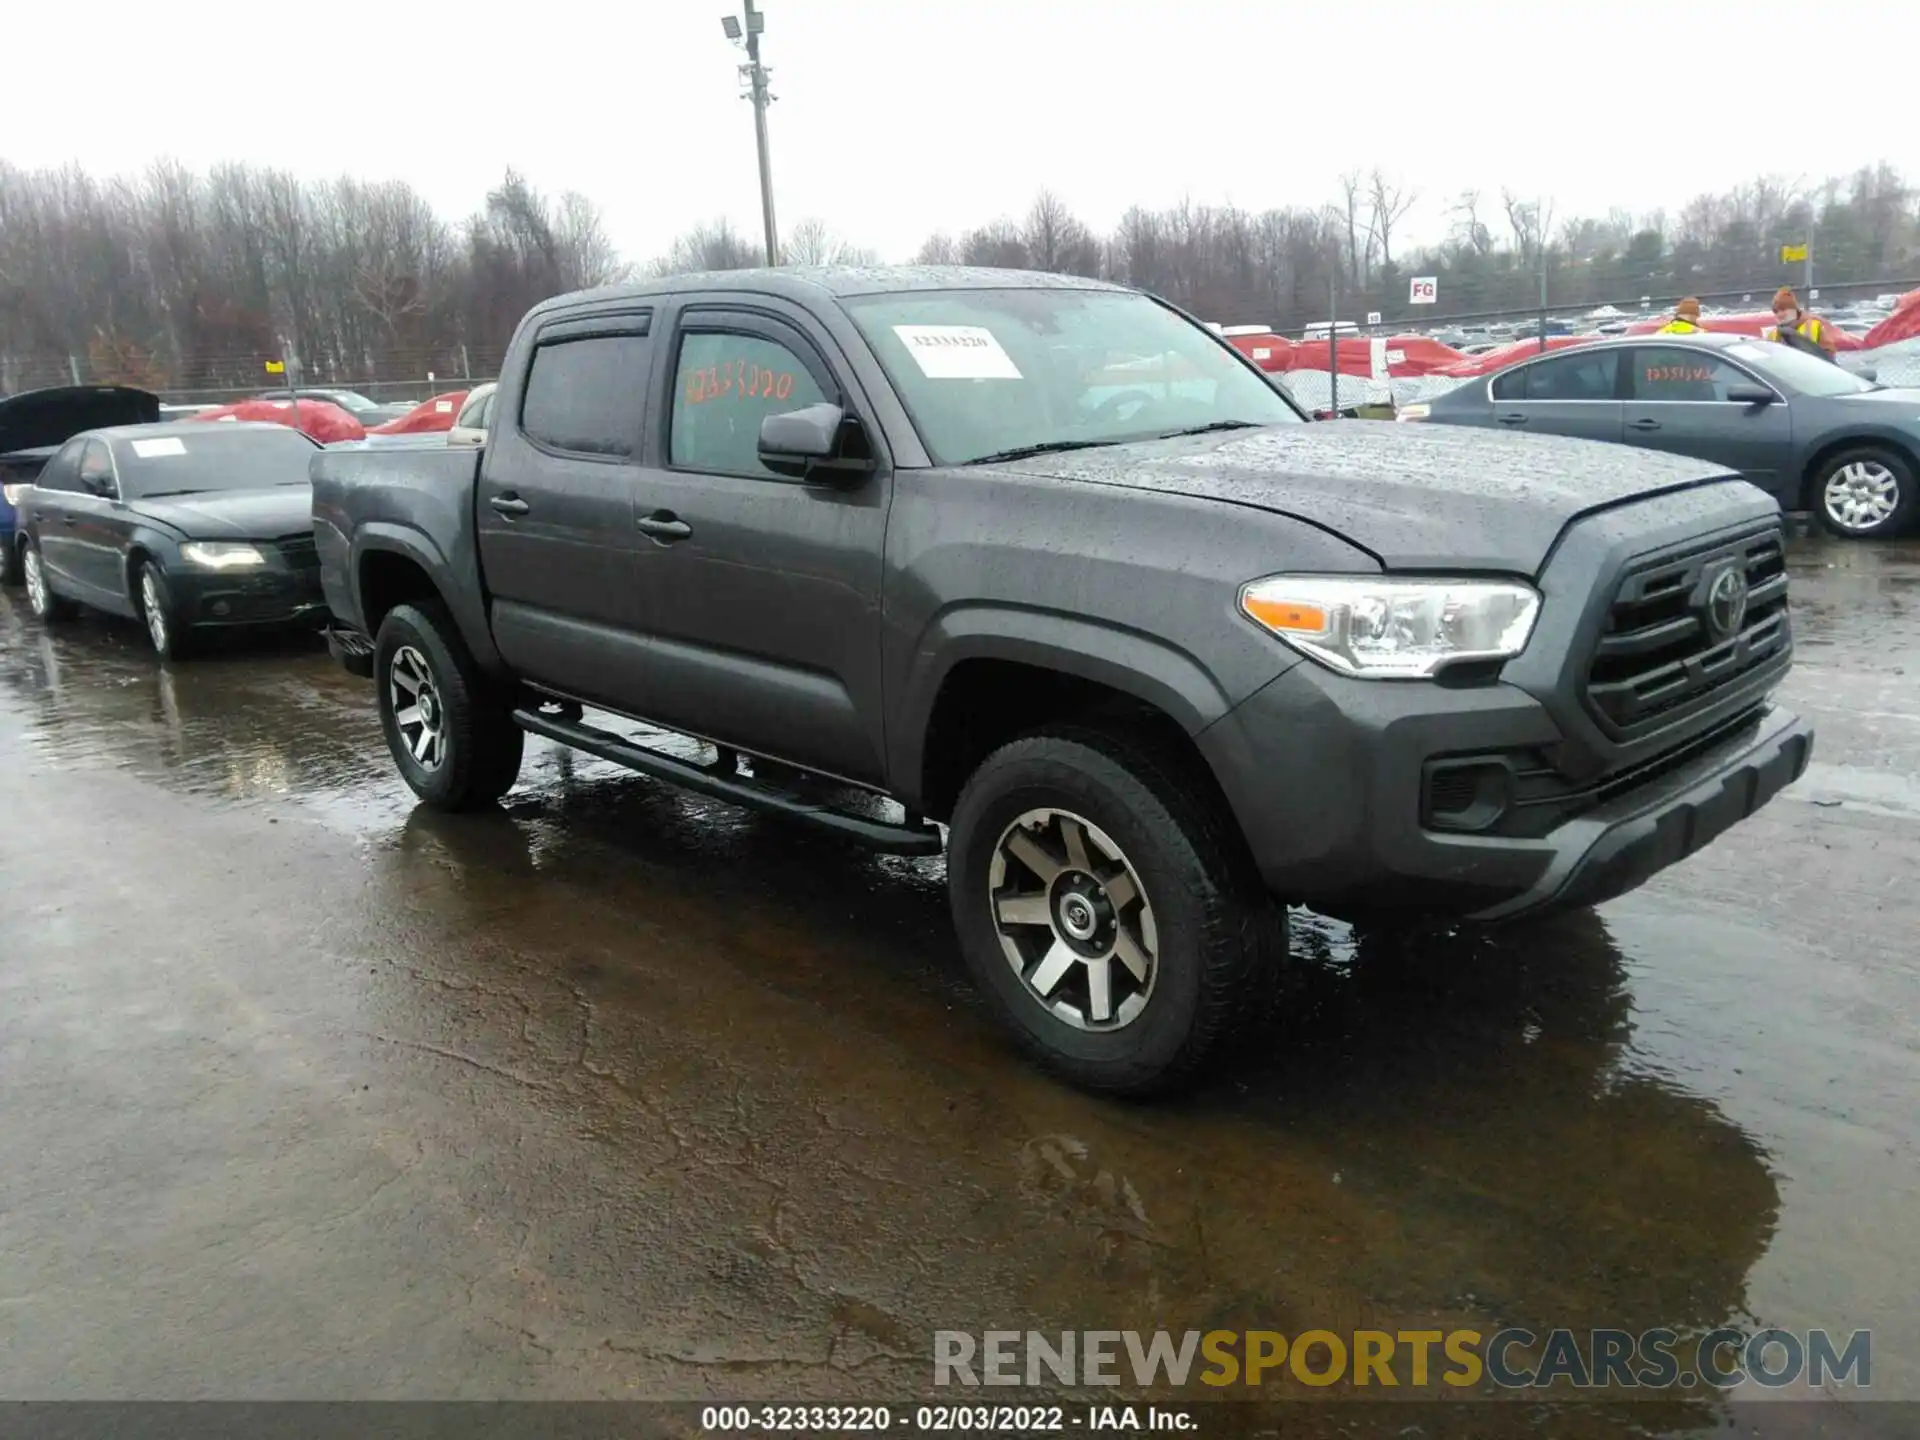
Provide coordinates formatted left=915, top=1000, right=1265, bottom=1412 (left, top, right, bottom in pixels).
left=8, top=0, right=1915, bottom=264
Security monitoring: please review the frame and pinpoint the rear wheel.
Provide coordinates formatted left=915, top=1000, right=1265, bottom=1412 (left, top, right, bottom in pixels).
left=374, top=601, right=523, bottom=810
left=21, top=540, right=74, bottom=621
left=946, top=724, right=1280, bottom=1096
left=1812, top=446, right=1916, bottom=539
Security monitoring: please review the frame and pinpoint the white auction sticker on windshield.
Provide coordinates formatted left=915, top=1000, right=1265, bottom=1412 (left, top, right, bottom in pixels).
left=892, top=325, right=1022, bottom=379
left=130, top=437, right=187, bottom=458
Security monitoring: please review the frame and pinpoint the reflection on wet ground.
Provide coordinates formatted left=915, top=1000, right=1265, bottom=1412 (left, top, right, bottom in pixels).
left=1, top=538, right=1916, bottom=1433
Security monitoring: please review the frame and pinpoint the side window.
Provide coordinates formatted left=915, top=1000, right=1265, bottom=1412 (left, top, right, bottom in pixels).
left=1489, top=368, right=1528, bottom=401
left=519, top=334, right=649, bottom=456
left=669, top=330, right=829, bottom=478
left=1633, top=348, right=1750, bottom=402
left=79, top=440, right=116, bottom=494
left=35, top=440, right=87, bottom=492
left=1524, top=350, right=1619, bottom=401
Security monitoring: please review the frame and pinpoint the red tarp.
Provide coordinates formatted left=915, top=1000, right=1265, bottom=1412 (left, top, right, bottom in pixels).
left=1862, top=290, right=1920, bottom=349
left=1432, top=335, right=1608, bottom=378
left=369, top=390, right=469, bottom=435
left=191, top=398, right=366, bottom=443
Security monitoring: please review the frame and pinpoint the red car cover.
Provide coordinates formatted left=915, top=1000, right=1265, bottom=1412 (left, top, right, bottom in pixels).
left=369, top=390, right=470, bottom=435
left=1432, top=336, right=1605, bottom=378
left=1862, top=291, right=1920, bottom=349
left=191, top=398, right=366, bottom=443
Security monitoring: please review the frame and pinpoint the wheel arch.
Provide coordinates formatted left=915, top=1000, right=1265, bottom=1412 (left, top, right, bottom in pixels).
left=1799, top=430, right=1920, bottom=512
left=351, top=523, right=506, bottom=675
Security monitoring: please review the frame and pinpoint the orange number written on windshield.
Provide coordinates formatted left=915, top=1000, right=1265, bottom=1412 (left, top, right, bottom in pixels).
left=685, top=360, right=796, bottom=405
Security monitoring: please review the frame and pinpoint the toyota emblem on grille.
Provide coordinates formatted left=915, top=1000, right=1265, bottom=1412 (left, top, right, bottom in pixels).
left=1705, top=564, right=1750, bottom=640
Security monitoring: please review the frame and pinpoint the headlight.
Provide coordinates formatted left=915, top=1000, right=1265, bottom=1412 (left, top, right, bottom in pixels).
left=1, top=483, right=25, bottom=505
left=1239, top=575, right=1540, bottom=678
left=1395, top=404, right=1430, bottom=422
left=180, top=542, right=267, bottom=569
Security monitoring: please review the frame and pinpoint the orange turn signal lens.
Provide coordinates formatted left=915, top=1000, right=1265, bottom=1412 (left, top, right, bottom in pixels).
left=1242, top=596, right=1328, bottom=634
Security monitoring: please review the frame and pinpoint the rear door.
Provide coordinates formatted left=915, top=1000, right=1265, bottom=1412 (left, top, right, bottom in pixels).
left=29, top=439, right=89, bottom=593
left=1483, top=348, right=1625, bottom=444
left=474, top=309, right=655, bottom=708
left=1622, top=345, right=1793, bottom=498
left=619, top=298, right=893, bottom=783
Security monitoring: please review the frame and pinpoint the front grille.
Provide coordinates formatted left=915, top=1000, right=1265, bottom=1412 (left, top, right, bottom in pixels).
left=1583, top=525, right=1790, bottom=739
left=273, top=532, right=319, bottom=569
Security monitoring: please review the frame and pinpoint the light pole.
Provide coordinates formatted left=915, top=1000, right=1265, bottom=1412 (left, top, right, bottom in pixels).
left=721, top=1, right=779, bottom=266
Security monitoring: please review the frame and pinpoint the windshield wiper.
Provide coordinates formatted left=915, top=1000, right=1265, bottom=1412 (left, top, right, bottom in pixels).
left=1153, top=420, right=1265, bottom=439
left=964, top=439, right=1119, bottom=466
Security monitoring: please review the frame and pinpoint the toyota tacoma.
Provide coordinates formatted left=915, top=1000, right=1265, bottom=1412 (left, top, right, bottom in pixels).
left=310, top=267, right=1813, bottom=1094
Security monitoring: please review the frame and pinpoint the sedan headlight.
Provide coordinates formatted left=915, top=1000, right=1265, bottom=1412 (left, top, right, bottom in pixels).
left=1, top=483, right=26, bottom=505
left=181, top=542, right=268, bottom=569
left=1239, top=575, right=1540, bottom=678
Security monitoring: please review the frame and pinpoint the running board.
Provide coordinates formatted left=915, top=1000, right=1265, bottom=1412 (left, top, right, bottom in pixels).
left=510, top=708, right=945, bottom=856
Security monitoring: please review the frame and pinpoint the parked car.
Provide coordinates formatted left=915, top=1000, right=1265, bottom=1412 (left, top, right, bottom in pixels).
left=1, top=386, right=160, bottom=585
left=311, top=266, right=1811, bottom=1095
left=16, top=421, right=326, bottom=659
left=1402, top=333, right=1920, bottom=538
left=255, top=388, right=410, bottom=427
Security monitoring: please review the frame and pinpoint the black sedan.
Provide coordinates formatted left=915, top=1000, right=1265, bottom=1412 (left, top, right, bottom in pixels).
left=1402, top=333, right=1919, bottom=538
left=15, top=421, right=326, bottom=659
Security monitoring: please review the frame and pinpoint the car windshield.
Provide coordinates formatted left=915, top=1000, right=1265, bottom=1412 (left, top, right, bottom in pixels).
left=1725, top=342, right=1879, bottom=398
left=111, top=427, right=317, bottom=497
left=842, top=288, right=1304, bottom=465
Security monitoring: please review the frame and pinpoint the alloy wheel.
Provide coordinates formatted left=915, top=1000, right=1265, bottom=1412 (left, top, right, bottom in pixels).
left=987, top=807, right=1158, bottom=1031
left=389, top=644, right=447, bottom=771
left=141, top=570, right=169, bottom=652
left=1824, top=460, right=1899, bottom=533
left=23, top=546, right=48, bottom=616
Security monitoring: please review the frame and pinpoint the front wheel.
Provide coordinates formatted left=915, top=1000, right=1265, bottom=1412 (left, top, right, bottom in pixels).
left=946, top=725, right=1280, bottom=1096
left=136, top=560, right=192, bottom=660
left=374, top=601, right=524, bottom=810
left=1812, top=447, right=1916, bottom=539
left=21, top=540, right=74, bottom=621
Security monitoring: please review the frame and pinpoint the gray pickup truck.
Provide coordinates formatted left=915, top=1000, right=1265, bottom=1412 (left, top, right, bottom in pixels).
left=311, top=266, right=1813, bottom=1094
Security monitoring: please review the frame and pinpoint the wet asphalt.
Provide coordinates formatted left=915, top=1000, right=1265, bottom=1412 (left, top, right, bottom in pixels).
left=0, top=537, right=1916, bottom=1435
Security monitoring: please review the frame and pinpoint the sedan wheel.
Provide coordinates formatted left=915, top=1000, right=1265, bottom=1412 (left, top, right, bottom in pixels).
left=988, top=807, right=1159, bottom=1031
left=22, top=543, right=71, bottom=621
left=141, top=569, right=170, bottom=652
left=1824, top=461, right=1899, bottom=533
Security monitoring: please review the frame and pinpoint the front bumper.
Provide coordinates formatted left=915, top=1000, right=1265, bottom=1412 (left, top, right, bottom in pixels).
left=172, top=565, right=327, bottom=629
left=1197, top=661, right=1812, bottom=923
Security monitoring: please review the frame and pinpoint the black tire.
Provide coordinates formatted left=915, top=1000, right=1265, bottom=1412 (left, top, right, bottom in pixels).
left=0, top=535, right=21, bottom=587
left=20, top=538, right=75, bottom=621
left=946, top=724, right=1281, bottom=1097
left=135, top=560, right=193, bottom=660
left=374, top=601, right=524, bottom=810
left=1809, top=445, right=1917, bottom=539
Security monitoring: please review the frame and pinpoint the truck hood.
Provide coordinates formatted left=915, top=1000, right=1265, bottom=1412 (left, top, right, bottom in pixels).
left=130, top=486, right=313, bottom=540
left=988, top=423, right=1741, bottom=574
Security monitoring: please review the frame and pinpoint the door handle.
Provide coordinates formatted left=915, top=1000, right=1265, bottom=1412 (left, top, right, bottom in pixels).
left=59, top=513, right=77, bottom=525
left=636, top=513, right=692, bottom=541
left=489, top=494, right=530, bottom=517
left=1496, top=412, right=1527, bottom=426
left=1628, top=418, right=1662, bottom=432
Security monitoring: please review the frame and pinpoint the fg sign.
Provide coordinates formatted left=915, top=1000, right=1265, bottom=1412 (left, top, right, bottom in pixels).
left=1409, top=276, right=1438, bottom=304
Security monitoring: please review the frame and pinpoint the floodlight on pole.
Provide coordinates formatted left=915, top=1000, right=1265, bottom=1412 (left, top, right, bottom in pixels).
left=721, top=0, right=779, bottom=265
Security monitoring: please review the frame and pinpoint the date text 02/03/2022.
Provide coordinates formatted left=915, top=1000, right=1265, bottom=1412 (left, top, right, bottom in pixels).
left=697, top=1403, right=1197, bottom=1431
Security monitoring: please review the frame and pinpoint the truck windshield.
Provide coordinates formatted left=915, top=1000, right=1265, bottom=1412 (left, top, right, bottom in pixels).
left=843, top=288, right=1304, bottom=465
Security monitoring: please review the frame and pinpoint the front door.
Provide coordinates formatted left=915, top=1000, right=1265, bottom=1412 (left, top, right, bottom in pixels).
left=68, top=439, right=134, bottom=610
left=473, top=310, right=655, bottom=708
left=1622, top=345, right=1794, bottom=500
left=623, top=302, right=892, bottom=784
left=1485, top=347, right=1624, bottom=444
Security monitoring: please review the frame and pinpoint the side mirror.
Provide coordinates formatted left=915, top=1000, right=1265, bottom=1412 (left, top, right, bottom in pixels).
left=758, top=402, right=874, bottom=484
left=81, top=473, right=115, bottom=497
left=1725, top=385, right=1775, bottom=406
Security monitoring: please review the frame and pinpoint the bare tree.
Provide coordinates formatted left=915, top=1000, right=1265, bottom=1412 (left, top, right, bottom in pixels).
left=912, top=232, right=961, bottom=265
left=783, top=217, right=877, bottom=267
left=1336, top=170, right=1375, bottom=288
left=650, top=219, right=760, bottom=276
left=1366, top=169, right=1418, bottom=271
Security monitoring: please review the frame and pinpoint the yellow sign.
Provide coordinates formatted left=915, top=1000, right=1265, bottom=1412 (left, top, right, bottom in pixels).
left=1781, top=244, right=1809, bottom=263
left=264, top=359, right=285, bottom=374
